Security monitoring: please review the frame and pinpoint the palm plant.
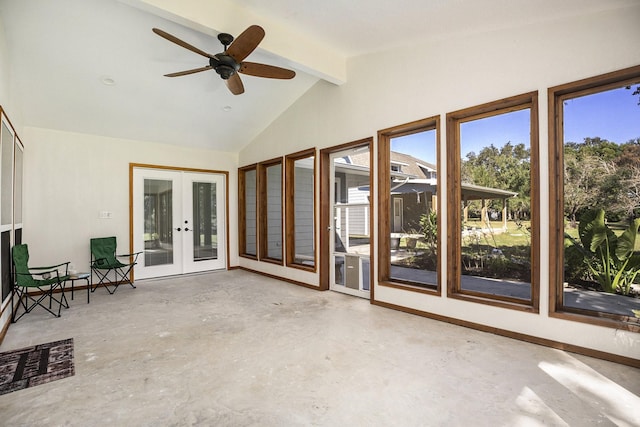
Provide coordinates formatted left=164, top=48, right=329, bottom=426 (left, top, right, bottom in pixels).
left=419, top=210, right=437, bottom=255
left=567, top=209, right=640, bottom=295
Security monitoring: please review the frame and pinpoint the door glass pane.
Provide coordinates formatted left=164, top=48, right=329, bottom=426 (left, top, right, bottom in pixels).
left=144, top=179, right=173, bottom=266
left=244, top=169, right=257, bottom=256
left=192, top=181, right=217, bottom=261
left=332, top=149, right=371, bottom=293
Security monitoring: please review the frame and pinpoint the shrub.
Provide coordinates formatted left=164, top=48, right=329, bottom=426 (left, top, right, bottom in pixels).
left=566, top=209, right=640, bottom=295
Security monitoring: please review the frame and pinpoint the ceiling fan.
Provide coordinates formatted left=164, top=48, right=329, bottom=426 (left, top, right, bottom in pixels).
left=152, top=25, right=296, bottom=95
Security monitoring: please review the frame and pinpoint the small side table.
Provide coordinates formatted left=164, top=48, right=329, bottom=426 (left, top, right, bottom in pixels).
left=67, top=273, right=91, bottom=303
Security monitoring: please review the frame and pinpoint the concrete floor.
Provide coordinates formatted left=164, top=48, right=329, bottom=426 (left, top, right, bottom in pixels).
left=1, top=269, right=639, bottom=426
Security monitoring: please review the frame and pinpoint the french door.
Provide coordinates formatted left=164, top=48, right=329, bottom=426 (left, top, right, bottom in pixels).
left=133, top=167, right=226, bottom=279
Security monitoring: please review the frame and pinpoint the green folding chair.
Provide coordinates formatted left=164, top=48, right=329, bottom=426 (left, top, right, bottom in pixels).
left=11, top=244, right=70, bottom=322
left=90, top=237, right=141, bottom=294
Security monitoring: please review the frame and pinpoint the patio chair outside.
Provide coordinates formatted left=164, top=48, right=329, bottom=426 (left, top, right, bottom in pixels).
left=11, top=244, right=70, bottom=322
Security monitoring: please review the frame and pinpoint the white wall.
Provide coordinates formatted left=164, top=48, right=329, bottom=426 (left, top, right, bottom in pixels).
left=0, top=11, right=21, bottom=126
left=0, top=14, right=10, bottom=111
left=21, top=127, right=239, bottom=273
left=239, top=6, right=640, bottom=359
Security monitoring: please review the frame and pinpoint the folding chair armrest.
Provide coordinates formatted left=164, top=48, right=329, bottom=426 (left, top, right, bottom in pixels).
left=15, top=271, right=36, bottom=277
left=23, top=267, right=65, bottom=279
left=117, top=251, right=143, bottom=262
left=29, top=261, right=70, bottom=271
left=117, top=252, right=143, bottom=257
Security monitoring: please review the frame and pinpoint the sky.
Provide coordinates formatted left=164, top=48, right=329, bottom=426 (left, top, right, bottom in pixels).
left=390, top=84, right=640, bottom=164
left=391, top=130, right=437, bottom=164
left=564, top=85, right=640, bottom=145
left=460, top=109, right=530, bottom=158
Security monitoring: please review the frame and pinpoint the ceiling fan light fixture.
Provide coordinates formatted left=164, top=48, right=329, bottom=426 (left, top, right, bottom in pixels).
left=215, top=64, right=236, bottom=80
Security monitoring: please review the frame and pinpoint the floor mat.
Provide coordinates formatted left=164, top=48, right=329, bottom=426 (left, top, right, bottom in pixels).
left=0, top=338, right=74, bottom=395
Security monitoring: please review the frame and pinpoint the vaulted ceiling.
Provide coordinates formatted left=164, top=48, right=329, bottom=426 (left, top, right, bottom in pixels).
left=0, top=0, right=636, bottom=151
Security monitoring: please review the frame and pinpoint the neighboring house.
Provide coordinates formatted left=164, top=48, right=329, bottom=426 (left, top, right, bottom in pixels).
left=333, top=155, right=371, bottom=249
left=336, top=151, right=517, bottom=239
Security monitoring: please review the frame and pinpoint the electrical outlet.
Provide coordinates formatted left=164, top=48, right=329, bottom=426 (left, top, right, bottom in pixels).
left=99, top=211, right=113, bottom=219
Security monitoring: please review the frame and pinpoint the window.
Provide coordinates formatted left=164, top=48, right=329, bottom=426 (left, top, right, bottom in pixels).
left=1, top=112, right=15, bottom=301
left=258, top=158, right=284, bottom=264
left=447, top=92, right=539, bottom=310
left=0, top=109, right=23, bottom=302
left=238, top=165, right=257, bottom=259
left=378, top=117, right=440, bottom=292
left=549, top=65, right=640, bottom=330
left=285, top=149, right=316, bottom=270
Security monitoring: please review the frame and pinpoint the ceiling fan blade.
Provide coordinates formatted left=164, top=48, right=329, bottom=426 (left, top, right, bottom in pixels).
left=226, top=25, right=265, bottom=62
left=164, top=66, right=213, bottom=77
left=153, top=28, right=215, bottom=60
left=240, top=62, right=296, bottom=79
left=226, top=73, right=245, bottom=95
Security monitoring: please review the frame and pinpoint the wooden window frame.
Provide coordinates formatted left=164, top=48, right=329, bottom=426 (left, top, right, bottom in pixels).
left=258, top=157, right=284, bottom=265
left=238, top=164, right=258, bottom=260
left=446, top=92, right=540, bottom=312
left=549, top=65, right=640, bottom=332
left=378, top=116, right=441, bottom=295
left=285, top=148, right=317, bottom=272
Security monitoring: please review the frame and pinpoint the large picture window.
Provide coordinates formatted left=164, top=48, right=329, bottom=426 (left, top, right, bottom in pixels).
left=259, top=158, right=284, bottom=264
left=238, top=165, right=258, bottom=259
left=549, top=65, right=640, bottom=330
left=378, top=117, right=440, bottom=292
left=285, top=149, right=316, bottom=271
left=447, top=92, right=539, bottom=310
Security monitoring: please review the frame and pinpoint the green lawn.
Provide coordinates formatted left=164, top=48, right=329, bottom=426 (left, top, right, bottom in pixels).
left=462, top=220, right=531, bottom=248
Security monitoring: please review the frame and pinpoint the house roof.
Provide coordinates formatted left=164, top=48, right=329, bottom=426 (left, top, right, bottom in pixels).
left=461, top=183, right=517, bottom=200
left=348, top=150, right=436, bottom=179
left=389, top=152, right=436, bottom=179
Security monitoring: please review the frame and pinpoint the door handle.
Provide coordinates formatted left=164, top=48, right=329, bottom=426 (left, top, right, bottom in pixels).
left=184, top=227, right=190, bottom=231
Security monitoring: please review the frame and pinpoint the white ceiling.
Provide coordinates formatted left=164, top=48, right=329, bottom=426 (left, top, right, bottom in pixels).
left=0, top=0, right=636, bottom=151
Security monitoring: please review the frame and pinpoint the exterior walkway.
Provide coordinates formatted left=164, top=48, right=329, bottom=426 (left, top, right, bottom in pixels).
left=391, top=265, right=640, bottom=316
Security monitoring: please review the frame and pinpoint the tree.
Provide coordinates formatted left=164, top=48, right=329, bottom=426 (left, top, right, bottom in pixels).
left=462, top=142, right=531, bottom=219
left=563, top=137, right=627, bottom=225
left=625, top=85, right=640, bottom=106
left=615, top=141, right=640, bottom=218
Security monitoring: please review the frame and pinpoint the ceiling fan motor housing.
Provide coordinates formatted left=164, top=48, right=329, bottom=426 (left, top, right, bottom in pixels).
left=211, top=55, right=240, bottom=79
